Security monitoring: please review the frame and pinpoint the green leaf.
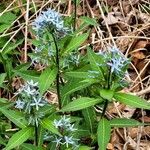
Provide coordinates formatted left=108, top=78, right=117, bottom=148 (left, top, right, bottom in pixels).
left=0, top=12, right=17, bottom=24
left=110, top=118, right=143, bottom=127
left=0, top=73, right=6, bottom=86
left=41, top=118, right=61, bottom=136
left=20, top=143, right=43, bottom=150
left=37, top=126, right=44, bottom=147
left=97, top=118, right=111, bottom=150
left=14, top=63, right=30, bottom=71
left=0, top=98, right=8, bottom=103
left=39, top=105, right=56, bottom=116
left=60, top=97, right=103, bottom=112
left=62, top=79, right=97, bottom=98
left=100, top=89, right=114, bottom=101
left=13, top=70, right=39, bottom=81
left=65, top=71, right=89, bottom=79
left=63, top=33, right=89, bottom=54
left=82, top=107, right=96, bottom=133
left=39, top=67, right=57, bottom=95
left=3, top=39, right=24, bottom=55
left=114, top=92, right=150, bottom=110
left=78, top=146, right=92, bottom=150
left=5, top=127, right=34, bottom=150
left=0, top=108, right=27, bottom=128
left=80, top=16, right=98, bottom=26
left=0, top=102, right=13, bottom=109
left=0, top=24, right=10, bottom=33
left=87, top=48, right=105, bottom=81
left=0, top=135, right=6, bottom=146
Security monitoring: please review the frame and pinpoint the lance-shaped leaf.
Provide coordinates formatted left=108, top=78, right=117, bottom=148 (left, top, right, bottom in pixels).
left=0, top=136, right=6, bottom=146
left=60, top=97, right=103, bottom=112
left=110, top=118, right=144, bottom=127
left=0, top=73, right=6, bottom=86
left=19, top=143, right=42, bottom=150
left=65, top=71, right=89, bottom=79
left=100, top=89, right=114, bottom=101
left=41, top=118, right=61, bottom=136
left=5, top=127, right=34, bottom=150
left=39, top=67, right=57, bottom=95
left=97, top=117, right=111, bottom=150
left=114, top=92, right=150, bottom=110
left=87, top=48, right=105, bottom=81
left=80, top=16, right=98, bottom=26
left=78, top=146, right=93, bottom=150
left=13, top=70, right=39, bottom=81
left=82, top=107, right=96, bottom=134
left=0, top=108, right=27, bottom=128
left=62, top=79, right=96, bottom=98
left=63, top=33, right=89, bottom=54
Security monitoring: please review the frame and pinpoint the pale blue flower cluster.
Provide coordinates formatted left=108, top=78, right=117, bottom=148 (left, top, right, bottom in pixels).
left=32, top=8, right=69, bottom=37
left=15, top=80, right=47, bottom=126
left=63, top=52, right=80, bottom=68
left=107, top=47, right=129, bottom=75
left=54, top=116, right=77, bottom=132
left=44, top=116, right=79, bottom=149
left=32, top=8, right=71, bottom=65
left=97, top=46, right=130, bottom=77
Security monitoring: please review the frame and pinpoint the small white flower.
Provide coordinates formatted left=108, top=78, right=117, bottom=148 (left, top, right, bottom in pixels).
left=53, top=116, right=71, bottom=128
left=30, top=97, right=45, bottom=110
left=15, top=99, right=25, bottom=109
left=43, top=132, right=53, bottom=140
left=53, top=137, right=63, bottom=146
left=61, top=115, right=70, bottom=124
left=54, top=119, right=63, bottom=128
left=23, top=85, right=37, bottom=96
left=107, top=56, right=128, bottom=74
left=27, top=80, right=38, bottom=87
left=32, top=8, right=69, bottom=36
left=67, top=124, right=77, bottom=132
left=64, top=136, right=77, bottom=148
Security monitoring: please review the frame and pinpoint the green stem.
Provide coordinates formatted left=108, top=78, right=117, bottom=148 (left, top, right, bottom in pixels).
left=100, top=100, right=108, bottom=119
left=35, top=123, right=38, bottom=146
left=51, top=33, right=61, bottom=109
left=101, top=67, right=112, bottom=118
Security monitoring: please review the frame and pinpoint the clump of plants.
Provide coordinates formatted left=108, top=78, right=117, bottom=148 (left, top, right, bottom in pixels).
left=0, top=5, right=150, bottom=150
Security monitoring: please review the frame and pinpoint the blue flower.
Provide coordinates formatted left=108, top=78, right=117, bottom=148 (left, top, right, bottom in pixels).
left=54, top=115, right=71, bottom=129
left=106, top=46, right=130, bottom=75
left=15, top=99, right=25, bottom=109
left=108, top=56, right=129, bottom=75
left=52, top=136, right=63, bottom=146
left=30, top=97, right=46, bottom=110
left=64, top=136, right=78, bottom=148
left=32, top=8, right=69, bottom=36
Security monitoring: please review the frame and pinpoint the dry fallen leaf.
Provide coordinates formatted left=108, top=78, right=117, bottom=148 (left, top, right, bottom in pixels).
left=131, top=51, right=146, bottom=60
left=104, top=13, right=118, bottom=25
left=122, top=106, right=136, bottom=118
left=139, top=116, right=150, bottom=123
left=134, top=40, right=149, bottom=50
left=129, top=126, right=150, bottom=139
left=107, top=0, right=119, bottom=6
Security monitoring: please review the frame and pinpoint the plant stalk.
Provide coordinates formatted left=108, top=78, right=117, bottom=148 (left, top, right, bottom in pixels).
left=35, top=123, right=38, bottom=146
left=52, top=33, right=61, bottom=109
left=101, top=66, right=112, bottom=118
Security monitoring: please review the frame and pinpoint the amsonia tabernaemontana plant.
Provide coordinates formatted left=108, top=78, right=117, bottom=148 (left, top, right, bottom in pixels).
left=0, top=6, right=150, bottom=150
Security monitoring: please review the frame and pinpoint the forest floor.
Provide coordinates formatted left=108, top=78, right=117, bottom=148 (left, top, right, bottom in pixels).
left=0, top=0, right=150, bottom=149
